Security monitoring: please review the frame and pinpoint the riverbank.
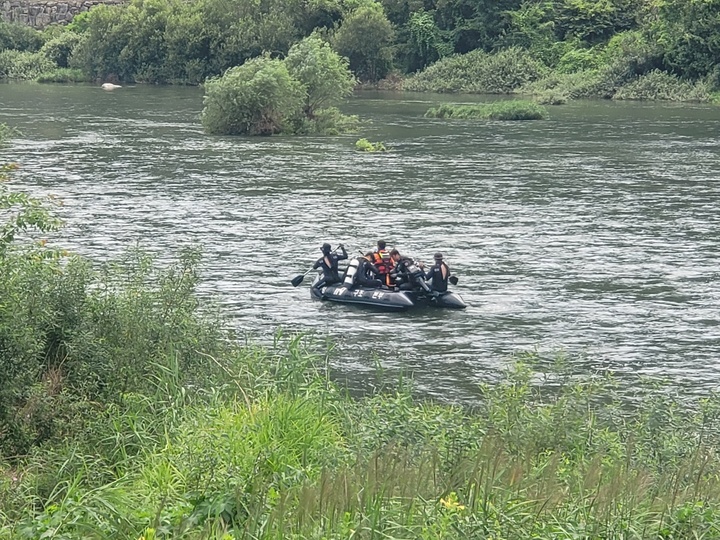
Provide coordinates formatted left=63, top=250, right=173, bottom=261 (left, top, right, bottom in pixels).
left=2, top=330, right=720, bottom=539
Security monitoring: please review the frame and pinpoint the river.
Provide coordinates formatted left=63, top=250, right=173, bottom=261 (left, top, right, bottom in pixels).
left=2, top=82, right=720, bottom=402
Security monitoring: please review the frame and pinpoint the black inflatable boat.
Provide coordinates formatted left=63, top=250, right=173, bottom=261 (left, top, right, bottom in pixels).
left=309, top=271, right=467, bottom=311
left=310, top=276, right=416, bottom=311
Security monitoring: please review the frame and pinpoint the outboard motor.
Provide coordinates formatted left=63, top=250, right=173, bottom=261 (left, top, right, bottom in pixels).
left=343, top=257, right=360, bottom=287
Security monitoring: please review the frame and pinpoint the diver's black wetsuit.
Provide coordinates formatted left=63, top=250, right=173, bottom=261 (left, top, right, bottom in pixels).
left=313, top=246, right=348, bottom=288
left=392, top=257, right=431, bottom=292
left=357, top=257, right=383, bottom=288
left=425, top=260, right=450, bottom=292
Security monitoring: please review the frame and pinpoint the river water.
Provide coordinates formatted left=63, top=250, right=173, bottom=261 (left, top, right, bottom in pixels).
left=2, top=82, right=720, bottom=402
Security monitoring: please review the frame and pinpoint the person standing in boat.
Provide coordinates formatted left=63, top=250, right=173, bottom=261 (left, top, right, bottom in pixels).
left=372, top=240, right=393, bottom=286
left=313, top=243, right=348, bottom=289
left=356, top=252, right=384, bottom=289
left=425, top=252, right=450, bottom=293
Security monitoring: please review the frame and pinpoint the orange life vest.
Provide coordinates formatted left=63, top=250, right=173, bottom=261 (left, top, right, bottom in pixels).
left=372, top=250, right=392, bottom=275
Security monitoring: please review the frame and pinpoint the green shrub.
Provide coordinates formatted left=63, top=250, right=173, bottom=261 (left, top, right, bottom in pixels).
left=405, top=47, right=545, bottom=94
left=613, top=69, right=711, bottom=102
left=35, top=68, right=87, bottom=83
left=402, top=51, right=473, bottom=93
left=39, top=32, right=82, bottom=68
left=0, top=50, right=54, bottom=80
left=601, top=30, right=662, bottom=73
left=202, top=38, right=358, bottom=137
left=0, top=21, right=43, bottom=52
left=289, top=106, right=359, bottom=135
left=202, top=56, right=304, bottom=136
left=533, top=90, right=568, bottom=105
left=467, top=47, right=546, bottom=93
left=0, top=244, right=231, bottom=457
left=556, top=46, right=601, bottom=73
left=520, top=65, right=628, bottom=100
left=286, top=33, right=356, bottom=118
left=425, top=100, right=548, bottom=120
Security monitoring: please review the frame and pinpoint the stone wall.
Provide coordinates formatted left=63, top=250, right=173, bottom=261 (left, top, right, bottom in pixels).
left=1, top=0, right=124, bottom=28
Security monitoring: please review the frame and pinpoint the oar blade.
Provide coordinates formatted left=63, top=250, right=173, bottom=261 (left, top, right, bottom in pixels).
left=291, top=274, right=305, bottom=287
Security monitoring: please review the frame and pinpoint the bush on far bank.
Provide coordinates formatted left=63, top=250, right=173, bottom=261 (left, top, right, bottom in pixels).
left=613, top=69, right=711, bottom=102
left=404, top=47, right=545, bottom=94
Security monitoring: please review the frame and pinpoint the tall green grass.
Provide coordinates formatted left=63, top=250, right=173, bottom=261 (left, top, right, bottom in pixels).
left=3, top=338, right=720, bottom=539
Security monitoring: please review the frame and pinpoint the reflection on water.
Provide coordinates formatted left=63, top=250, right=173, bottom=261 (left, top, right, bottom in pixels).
left=3, top=83, right=720, bottom=402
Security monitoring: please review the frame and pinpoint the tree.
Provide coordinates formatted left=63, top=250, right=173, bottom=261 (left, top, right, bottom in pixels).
left=552, top=0, right=638, bottom=45
left=72, top=4, right=135, bottom=81
left=432, top=0, right=521, bottom=53
left=652, top=0, right=720, bottom=80
left=201, top=55, right=304, bottom=135
left=406, top=10, right=452, bottom=71
left=500, top=1, right=561, bottom=65
left=285, top=33, right=355, bottom=118
left=332, top=2, right=395, bottom=81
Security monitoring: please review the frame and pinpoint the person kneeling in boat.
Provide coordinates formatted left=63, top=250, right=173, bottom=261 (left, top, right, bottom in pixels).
left=389, top=249, right=428, bottom=292
left=313, top=243, right=348, bottom=289
left=425, top=252, right=450, bottom=293
left=357, top=252, right=385, bottom=289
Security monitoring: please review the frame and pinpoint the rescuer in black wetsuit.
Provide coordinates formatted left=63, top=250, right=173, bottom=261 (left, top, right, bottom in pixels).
left=389, top=249, right=427, bottom=292
left=356, top=252, right=384, bottom=288
left=425, top=252, right=450, bottom=293
left=313, top=243, right=348, bottom=288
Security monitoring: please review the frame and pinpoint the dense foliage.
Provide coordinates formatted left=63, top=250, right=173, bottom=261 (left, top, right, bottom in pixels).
left=1, top=0, right=720, bottom=102
left=201, top=35, right=357, bottom=135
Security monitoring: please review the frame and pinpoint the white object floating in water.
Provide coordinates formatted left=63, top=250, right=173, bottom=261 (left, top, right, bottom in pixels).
left=101, top=83, right=122, bottom=90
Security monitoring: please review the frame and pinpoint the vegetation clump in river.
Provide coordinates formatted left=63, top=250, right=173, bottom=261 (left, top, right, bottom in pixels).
left=4, top=124, right=720, bottom=539
left=355, top=138, right=387, bottom=152
left=425, top=100, right=548, bottom=121
left=201, top=35, right=358, bottom=136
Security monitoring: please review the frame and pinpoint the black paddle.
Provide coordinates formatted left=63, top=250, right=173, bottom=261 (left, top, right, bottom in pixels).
left=291, top=268, right=315, bottom=287
left=291, top=246, right=340, bottom=287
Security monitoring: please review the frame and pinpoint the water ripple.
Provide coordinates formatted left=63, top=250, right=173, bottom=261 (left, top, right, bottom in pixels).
left=4, top=84, right=720, bottom=402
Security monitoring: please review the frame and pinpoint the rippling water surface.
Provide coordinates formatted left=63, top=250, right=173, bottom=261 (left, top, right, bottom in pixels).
left=3, top=83, right=720, bottom=401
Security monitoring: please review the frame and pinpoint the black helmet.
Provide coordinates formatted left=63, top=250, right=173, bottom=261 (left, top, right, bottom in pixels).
left=321, top=243, right=332, bottom=254
left=434, top=252, right=443, bottom=260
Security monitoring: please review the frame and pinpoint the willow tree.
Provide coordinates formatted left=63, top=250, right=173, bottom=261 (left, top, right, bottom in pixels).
left=202, top=35, right=357, bottom=136
left=285, top=32, right=355, bottom=118
left=201, top=56, right=304, bottom=135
